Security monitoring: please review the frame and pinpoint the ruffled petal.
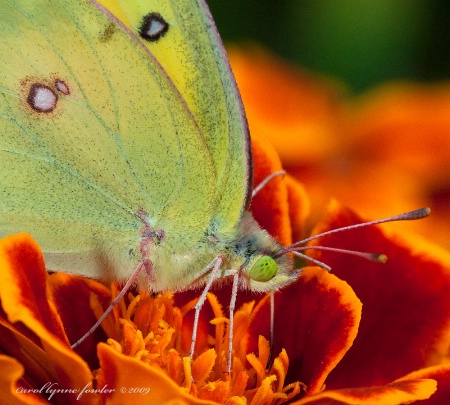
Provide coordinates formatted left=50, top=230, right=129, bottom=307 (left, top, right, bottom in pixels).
left=308, top=201, right=450, bottom=388
left=0, top=355, right=48, bottom=405
left=250, top=267, right=362, bottom=395
left=0, top=234, right=96, bottom=404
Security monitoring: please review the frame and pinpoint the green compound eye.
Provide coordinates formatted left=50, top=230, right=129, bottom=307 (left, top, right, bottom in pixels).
left=248, top=255, right=278, bottom=282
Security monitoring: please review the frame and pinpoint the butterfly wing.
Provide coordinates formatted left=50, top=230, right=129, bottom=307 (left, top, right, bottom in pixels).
left=96, top=0, right=253, bottom=232
left=0, top=0, right=218, bottom=281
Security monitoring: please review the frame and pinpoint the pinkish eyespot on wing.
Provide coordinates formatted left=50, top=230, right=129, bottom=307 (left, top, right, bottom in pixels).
left=55, top=79, right=70, bottom=95
left=27, top=83, right=57, bottom=113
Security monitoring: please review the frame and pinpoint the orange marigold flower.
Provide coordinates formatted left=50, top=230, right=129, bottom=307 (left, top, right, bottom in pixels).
left=0, top=231, right=303, bottom=404
left=0, top=135, right=448, bottom=404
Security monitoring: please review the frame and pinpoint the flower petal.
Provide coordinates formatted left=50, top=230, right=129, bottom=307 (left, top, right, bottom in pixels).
left=0, top=234, right=96, bottom=404
left=97, top=342, right=214, bottom=404
left=251, top=134, right=293, bottom=247
left=397, top=364, right=450, bottom=405
left=47, top=272, right=111, bottom=369
left=228, top=45, right=345, bottom=165
left=346, top=82, right=450, bottom=184
left=286, top=174, right=311, bottom=243
left=308, top=201, right=450, bottom=388
left=0, top=234, right=66, bottom=341
left=0, top=355, right=48, bottom=405
left=291, top=378, right=436, bottom=404
left=250, top=266, right=362, bottom=395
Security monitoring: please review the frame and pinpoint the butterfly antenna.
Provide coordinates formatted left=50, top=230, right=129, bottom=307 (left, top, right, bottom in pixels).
left=277, top=208, right=430, bottom=271
left=288, top=207, right=430, bottom=250
left=289, top=246, right=387, bottom=268
left=266, top=208, right=430, bottom=369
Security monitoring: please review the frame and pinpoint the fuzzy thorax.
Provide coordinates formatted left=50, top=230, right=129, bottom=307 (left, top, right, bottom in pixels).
left=137, top=211, right=300, bottom=293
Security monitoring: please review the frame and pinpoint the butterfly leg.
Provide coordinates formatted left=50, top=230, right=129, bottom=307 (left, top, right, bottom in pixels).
left=71, top=259, right=147, bottom=348
left=252, top=170, right=286, bottom=197
left=227, top=270, right=239, bottom=373
left=267, top=291, right=275, bottom=369
left=189, top=255, right=224, bottom=362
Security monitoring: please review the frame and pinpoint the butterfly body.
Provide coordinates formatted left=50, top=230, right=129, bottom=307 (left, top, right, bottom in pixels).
left=0, top=0, right=298, bottom=304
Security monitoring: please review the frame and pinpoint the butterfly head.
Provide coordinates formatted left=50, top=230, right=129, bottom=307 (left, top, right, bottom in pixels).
left=228, top=211, right=301, bottom=292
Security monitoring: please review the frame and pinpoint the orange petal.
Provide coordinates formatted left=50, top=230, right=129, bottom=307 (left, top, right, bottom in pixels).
left=346, top=82, right=450, bottom=184
left=198, top=381, right=230, bottom=403
left=191, top=349, right=216, bottom=384
left=97, top=342, right=213, bottom=404
left=47, top=272, right=111, bottom=368
left=249, top=374, right=276, bottom=405
left=397, top=364, right=450, bottom=405
left=0, top=355, right=48, bottom=405
left=292, top=378, right=436, bottom=404
left=0, top=234, right=66, bottom=342
left=166, top=349, right=183, bottom=386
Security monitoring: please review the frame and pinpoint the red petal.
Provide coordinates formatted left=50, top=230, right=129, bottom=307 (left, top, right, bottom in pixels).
left=47, top=273, right=111, bottom=369
left=251, top=134, right=293, bottom=247
left=250, top=267, right=362, bottom=395
left=308, top=201, right=450, bottom=388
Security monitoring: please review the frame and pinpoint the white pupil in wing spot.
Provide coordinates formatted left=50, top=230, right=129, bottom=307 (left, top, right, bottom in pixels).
left=146, top=18, right=165, bottom=37
left=28, top=84, right=57, bottom=112
left=55, top=79, right=69, bottom=95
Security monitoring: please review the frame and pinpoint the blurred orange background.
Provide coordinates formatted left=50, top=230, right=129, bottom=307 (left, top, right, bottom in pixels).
left=205, top=1, right=450, bottom=249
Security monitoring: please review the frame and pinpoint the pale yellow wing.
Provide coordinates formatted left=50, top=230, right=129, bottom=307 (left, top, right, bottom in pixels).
left=97, top=0, right=253, bottom=234
left=0, top=0, right=216, bottom=280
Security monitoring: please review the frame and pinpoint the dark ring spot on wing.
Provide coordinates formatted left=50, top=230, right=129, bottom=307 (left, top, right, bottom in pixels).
left=139, top=12, right=169, bottom=42
left=27, top=83, right=57, bottom=113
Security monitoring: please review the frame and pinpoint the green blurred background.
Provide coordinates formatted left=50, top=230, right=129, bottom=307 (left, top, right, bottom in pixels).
left=207, top=0, right=450, bottom=93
